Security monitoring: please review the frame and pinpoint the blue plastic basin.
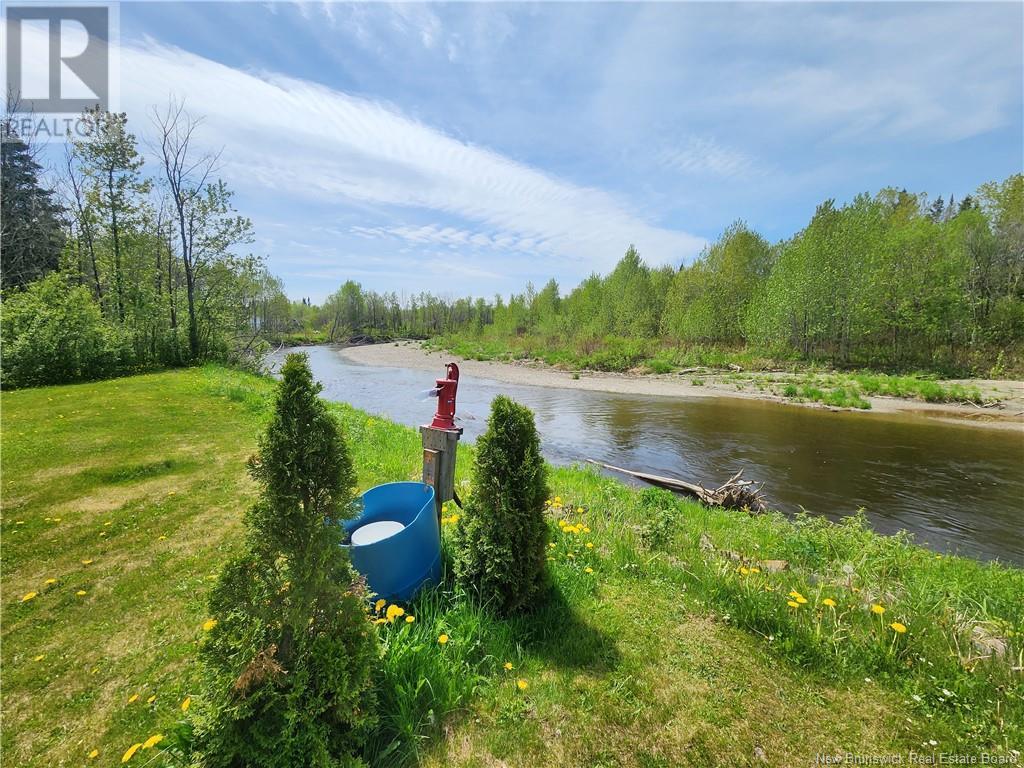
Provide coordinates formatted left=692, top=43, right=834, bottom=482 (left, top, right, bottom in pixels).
left=343, top=482, right=440, bottom=602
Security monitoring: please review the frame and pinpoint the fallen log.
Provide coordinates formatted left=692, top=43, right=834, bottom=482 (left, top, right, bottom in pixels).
left=586, top=459, right=768, bottom=513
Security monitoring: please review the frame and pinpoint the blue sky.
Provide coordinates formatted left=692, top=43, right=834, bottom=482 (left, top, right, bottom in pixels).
left=94, top=2, right=1024, bottom=300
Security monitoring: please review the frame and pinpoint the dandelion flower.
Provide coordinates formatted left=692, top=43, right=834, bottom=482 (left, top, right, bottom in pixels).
left=374, top=598, right=386, bottom=613
left=158, top=535, right=167, bottom=541
left=822, top=598, right=836, bottom=607
left=586, top=542, right=594, bottom=549
left=787, top=600, right=800, bottom=608
left=516, top=679, right=529, bottom=691
left=788, top=590, right=804, bottom=601
left=202, top=619, right=218, bottom=632
left=81, top=559, right=94, bottom=565
left=504, top=661, right=514, bottom=670
left=795, top=596, right=808, bottom=604
left=871, top=604, right=886, bottom=615
left=147, top=695, right=156, bottom=704
left=584, top=567, right=594, bottom=574
left=749, top=567, right=760, bottom=573
left=548, top=542, right=556, bottom=549
left=739, top=566, right=749, bottom=575
left=438, top=634, right=449, bottom=645
left=180, top=696, right=191, bottom=712
left=583, top=527, right=591, bottom=534
left=34, top=654, right=45, bottom=661
left=386, top=604, right=405, bottom=623
left=88, top=749, right=99, bottom=759
left=142, top=734, right=163, bottom=749
left=121, top=743, right=142, bottom=763
left=554, top=496, right=562, bottom=504
left=128, top=693, right=139, bottom=703
left=405, top=615, right=415, bottom=623
left=44, top=578, right=57, bottom=585
left=76, top=590, right=87, bottom=597
left=21, top=591, right=37, bottom=602
left=373, top=618, right=386, bottom=625
left=890, top=622, right=907, bottom=634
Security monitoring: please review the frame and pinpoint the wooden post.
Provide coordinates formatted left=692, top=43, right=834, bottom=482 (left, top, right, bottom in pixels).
left=420, top=426, right=460, bottom=521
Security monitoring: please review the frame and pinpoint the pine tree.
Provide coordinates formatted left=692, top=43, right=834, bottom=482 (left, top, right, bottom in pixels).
left=0, top=124, right=65, bottom=291
left=195, top=354, right=377, bottom=768
left=454, top=395, right=550, bottom=615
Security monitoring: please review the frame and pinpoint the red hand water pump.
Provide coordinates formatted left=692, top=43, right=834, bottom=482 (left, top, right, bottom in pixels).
left=428, top=362, right=461, bottom=431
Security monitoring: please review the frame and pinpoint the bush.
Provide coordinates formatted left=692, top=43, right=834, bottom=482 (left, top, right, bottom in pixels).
left=194, top=354, right=377, bottom=768
left=454, top=395, right=550, bottom=615
left=0, top=273, right=123, bottom=387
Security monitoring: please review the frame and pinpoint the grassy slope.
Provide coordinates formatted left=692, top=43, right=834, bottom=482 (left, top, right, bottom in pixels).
left=2, top=367, right=1021, bottom=767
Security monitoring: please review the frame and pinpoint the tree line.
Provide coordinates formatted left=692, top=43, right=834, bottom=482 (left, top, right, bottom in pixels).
left=310, top=177, right=1020, bottom=375
left=1, top=102, right=291, bottom=387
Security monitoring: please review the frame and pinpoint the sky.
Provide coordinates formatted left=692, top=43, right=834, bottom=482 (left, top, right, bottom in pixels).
left=33, top=2, right=1024, bottom=302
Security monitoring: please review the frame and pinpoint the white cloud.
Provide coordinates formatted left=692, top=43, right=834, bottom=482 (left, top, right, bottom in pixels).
left=660, top=137, right=758, bottom=179
left=103, top=33, right=704, bottom=272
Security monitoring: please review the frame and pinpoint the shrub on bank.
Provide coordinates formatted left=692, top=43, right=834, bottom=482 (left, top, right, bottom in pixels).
left=193, top=354, right=377, bottom=767
left=0, top=273, right=124, bottom=387
left=454, top=396, right=550, bottom=615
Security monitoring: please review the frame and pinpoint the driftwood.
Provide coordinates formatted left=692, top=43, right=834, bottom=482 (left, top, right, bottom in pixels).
left=587, top=459, right=768, bottom=513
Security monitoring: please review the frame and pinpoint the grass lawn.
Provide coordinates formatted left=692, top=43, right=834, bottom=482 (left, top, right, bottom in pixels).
left=2, top=366, right=1021, bottom=767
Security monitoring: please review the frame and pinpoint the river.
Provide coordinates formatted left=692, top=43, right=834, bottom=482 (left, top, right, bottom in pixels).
left=270, top=345, right=1024, bottom=565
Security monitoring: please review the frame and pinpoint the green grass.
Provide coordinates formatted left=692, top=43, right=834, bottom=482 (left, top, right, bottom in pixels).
left=2, top=366, right=1021, bottom=767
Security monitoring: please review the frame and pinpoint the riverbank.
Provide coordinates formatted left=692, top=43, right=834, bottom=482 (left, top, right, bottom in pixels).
left=342, top=341, right=1024, bottom=430
left=2, top=366, right=1021, bottom=766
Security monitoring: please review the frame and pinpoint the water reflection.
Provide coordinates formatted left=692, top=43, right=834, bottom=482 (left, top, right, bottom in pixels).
left=270, top=346, right=1024, bottom=565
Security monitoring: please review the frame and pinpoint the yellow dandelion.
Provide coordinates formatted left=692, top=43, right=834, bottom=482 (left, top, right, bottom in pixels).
left=504, top=661, right=513, bottom=670
left=121, top=742, right=142, bottom=763
left=373, top=618, right=386, bottom=625
left=88, top=749, right=99, bottom=759
left=21, top=591, right=38, bottom=602
left=374, top=598, right=386, bottom=613
left=554, top=496, right=562, bottom=504
left=44, top=578, right=57, bottom=585
left=584, top=567, right=594, bottom=574
left=548, top=542, right=556, bottom=548
left=405, top=615, right=415, bottom=624
left=871, top=604, right=886, bottom=615
left=385, top=604, right=405, bottom=623
left=34, top=654, right=45, bottom=661
left=890, top=622, right=907, bottom=634
left=788, top=590, right=804, bottom=601
left=202, top=619, right=218, bottom=632
left=739, top=566, right=750, bottom=575
left=81, top=559, right=94, bottom=565
left=516, top=679, right=528, bottom=691
left=142, top=734, right=163, bottom=749
left=128, top=693, right=139, bottom=703
left=147, top=695, right=156, bottom=704
left=437, top=634, right=449, bottom=645
left=76, top=590, right=87, bottom=597
left=180, top=696, right=191, bottom=712
left=749, top=567, right=760, bottom=573
left=787, top=600, right=800, bottom=608
left=583, top=526, right=591, bottom=533
left=796, top=596, right=808, bottom=604
left=158, top=535, right=167, bottom=541
left=586, top=542, right=594, bottom=549
left=822, top=598, right=837, bottom=607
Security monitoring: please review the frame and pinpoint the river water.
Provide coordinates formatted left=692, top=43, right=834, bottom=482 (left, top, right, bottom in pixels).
left=271, top=345, right=1024, bottom=565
